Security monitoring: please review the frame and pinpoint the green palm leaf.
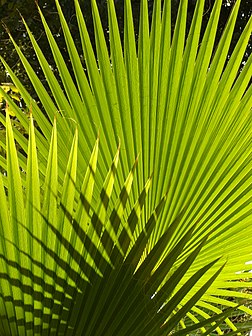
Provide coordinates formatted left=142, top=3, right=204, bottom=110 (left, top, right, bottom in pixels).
left=0, top=0, right=252, bottom=334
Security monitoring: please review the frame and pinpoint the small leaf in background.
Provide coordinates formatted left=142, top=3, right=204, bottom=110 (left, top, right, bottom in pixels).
left=0, top=83, right=21, bottom=116
left=5, top=101, right=16, bottom=116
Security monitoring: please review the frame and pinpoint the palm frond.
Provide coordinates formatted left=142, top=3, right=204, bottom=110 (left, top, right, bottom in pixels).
left=0, top=0, right=252, bottom=334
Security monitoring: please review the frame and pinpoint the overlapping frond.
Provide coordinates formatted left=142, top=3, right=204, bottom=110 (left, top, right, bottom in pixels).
left=0, top=116, right=225, bottom=335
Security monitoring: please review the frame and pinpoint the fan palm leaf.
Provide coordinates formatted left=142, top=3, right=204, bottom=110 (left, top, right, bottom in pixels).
left=0, top=0, right=252, bottom=334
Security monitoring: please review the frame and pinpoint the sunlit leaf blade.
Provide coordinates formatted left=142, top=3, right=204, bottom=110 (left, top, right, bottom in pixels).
left=57, top=129, right=78, bottom=255
left=5, top=112, right=28, bottom=334
left=0, top=174, right=18, bottom=336
left=24, top=113, right=42, bottom=331
left=26, top=114, right=41, bottom=245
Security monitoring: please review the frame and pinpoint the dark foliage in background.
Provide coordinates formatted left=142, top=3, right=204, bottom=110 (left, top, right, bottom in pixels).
left=0, top=0, right=251, bottom=93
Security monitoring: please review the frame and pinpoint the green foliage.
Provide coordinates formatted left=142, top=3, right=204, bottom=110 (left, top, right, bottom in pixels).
left=0, top=83, right=21, bottom=116
left=0, top=0, right=252, bottom=334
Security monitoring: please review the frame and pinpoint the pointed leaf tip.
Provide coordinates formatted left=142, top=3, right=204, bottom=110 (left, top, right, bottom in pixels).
left=2, top=21, right=10, bottom=34
left=129, top=153, right=140, bottom=173
left=117, top=137, right=121, bottom=151
left=136, top=151, right=141, bottom=163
